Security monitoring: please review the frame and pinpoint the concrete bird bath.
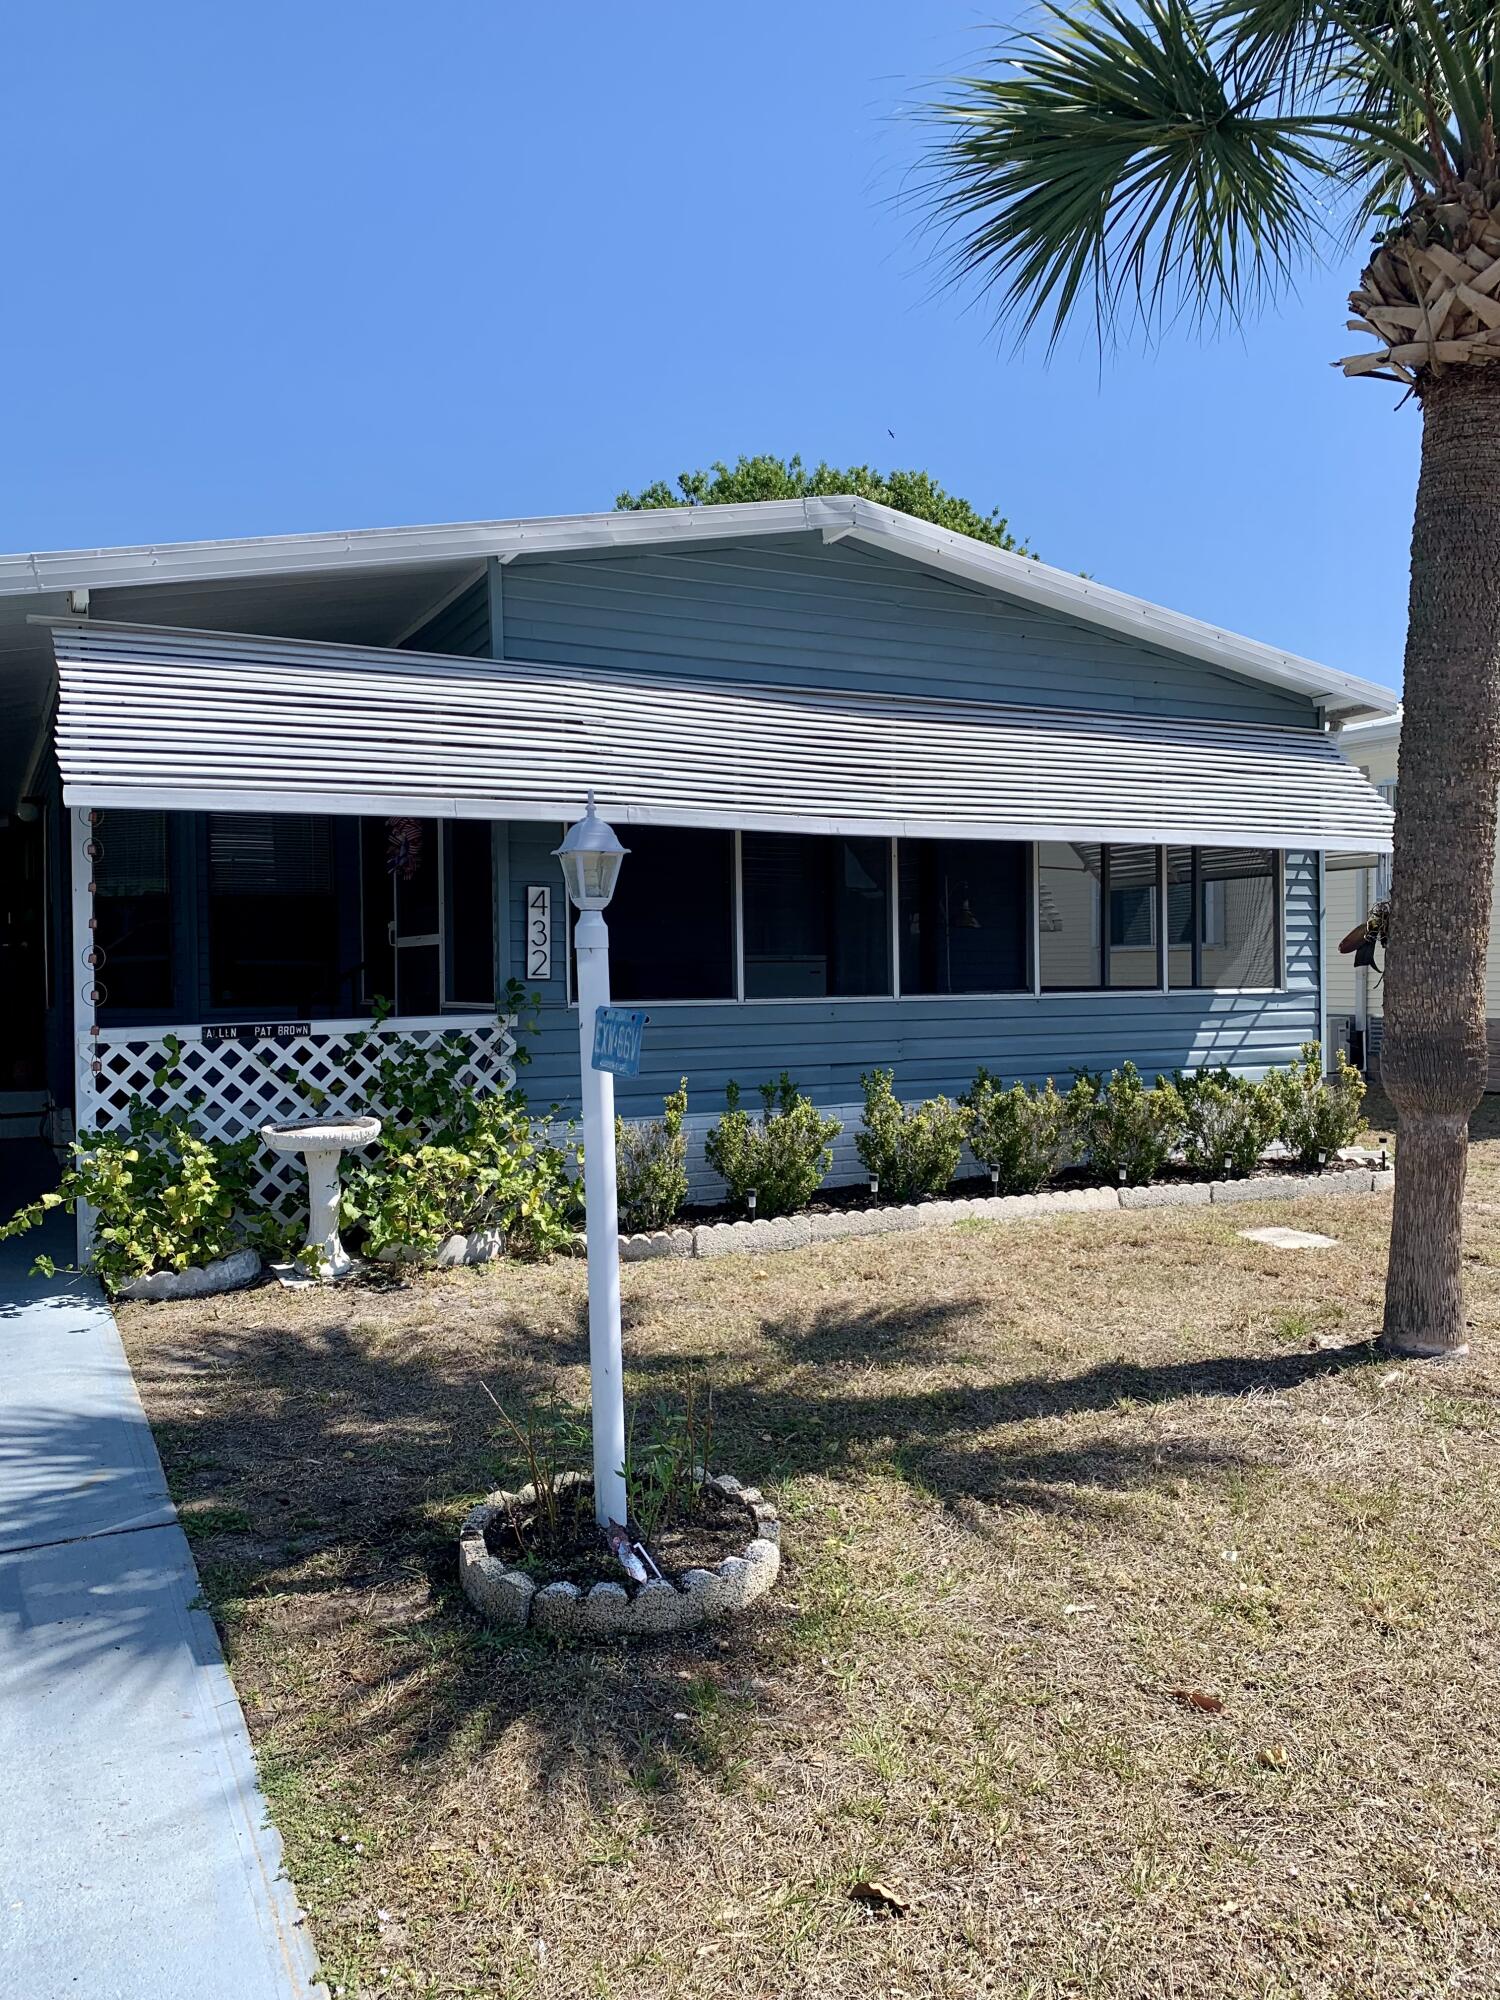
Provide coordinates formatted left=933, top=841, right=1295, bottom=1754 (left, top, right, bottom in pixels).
left=260, top=1116, right=381, bottom=1280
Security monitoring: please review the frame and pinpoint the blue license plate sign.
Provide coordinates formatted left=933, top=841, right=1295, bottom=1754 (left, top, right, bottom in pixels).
left=591, top=1005, right=646, bottom=1078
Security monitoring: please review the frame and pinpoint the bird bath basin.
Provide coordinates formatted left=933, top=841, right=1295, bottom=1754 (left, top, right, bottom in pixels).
left=260, top=1116, right=381, bottom=1280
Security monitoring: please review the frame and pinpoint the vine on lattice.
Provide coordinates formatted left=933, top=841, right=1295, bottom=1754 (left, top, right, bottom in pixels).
left=88, top=1020, right=518, bottom=1222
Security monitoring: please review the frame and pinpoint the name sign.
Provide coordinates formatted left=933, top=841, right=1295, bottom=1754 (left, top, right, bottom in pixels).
left=591, top=1006, right=646, bottom=1079
left=202, top=1021, right=312, bottom=1047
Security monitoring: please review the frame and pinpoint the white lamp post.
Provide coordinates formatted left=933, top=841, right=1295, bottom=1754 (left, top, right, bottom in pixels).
left=554, top=797, right=630, bottom=1532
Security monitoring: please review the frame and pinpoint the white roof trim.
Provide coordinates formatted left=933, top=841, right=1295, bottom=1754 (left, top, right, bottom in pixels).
left=4, top=496, right=1399, bottom=722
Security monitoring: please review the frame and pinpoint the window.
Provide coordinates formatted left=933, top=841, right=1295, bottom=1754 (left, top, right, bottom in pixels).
left=94, top=810, right=173, bottom=1015
left=899, top=838, right=1028, bottom=994
left=1039, top=842, right=1159, bottom=989
left=1166, top=847, right=1280, bottom=989
left=742, top=831, right=890, bottom=998
left=583, top=824, right=736, bottom=1002
left=207, top=814, right=339, bottom=1012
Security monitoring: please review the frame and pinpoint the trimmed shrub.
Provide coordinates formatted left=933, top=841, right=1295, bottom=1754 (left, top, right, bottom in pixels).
left=616, top=1079, right=690, bottom=1233
left=855, top=1068, right=968, bottom=1202
left=704, top=1073, right=841, bottom=1218
left=963, top=1070, right=1081, bottom=1194
left=1266, top=1044, right=1367, bottom=1169
left=1175, top=1066, right=1280, bottom=1177
left=1074, top=1062, right=1185, bottom=1186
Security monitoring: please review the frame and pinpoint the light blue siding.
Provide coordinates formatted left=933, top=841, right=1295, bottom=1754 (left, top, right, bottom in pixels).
left=498, top=535, right=1317, bottom=728
left=441, top=532, right=1326, bottom=1126
left=506, top=830, right=1322, bottom=1120
left=400, top=577, right=489, bottom=658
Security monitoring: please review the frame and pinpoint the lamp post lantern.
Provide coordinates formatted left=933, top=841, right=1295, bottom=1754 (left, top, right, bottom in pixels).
left=554, top=796, right=630, bottom=1531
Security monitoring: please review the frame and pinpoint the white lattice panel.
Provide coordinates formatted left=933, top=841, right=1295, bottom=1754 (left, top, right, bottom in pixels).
left=86, top=1018, right=517, bottom=1221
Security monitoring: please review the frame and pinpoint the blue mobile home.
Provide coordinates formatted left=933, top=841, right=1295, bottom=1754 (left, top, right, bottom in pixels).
left=0, top=498, right=1396, bottom=1194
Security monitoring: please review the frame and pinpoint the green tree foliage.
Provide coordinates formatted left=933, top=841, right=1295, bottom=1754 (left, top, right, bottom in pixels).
left=616, top=453, right=1031, bottom=555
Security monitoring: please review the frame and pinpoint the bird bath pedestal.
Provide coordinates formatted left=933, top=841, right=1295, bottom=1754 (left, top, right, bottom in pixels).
left=260, top=1116, right=381, bottom=1281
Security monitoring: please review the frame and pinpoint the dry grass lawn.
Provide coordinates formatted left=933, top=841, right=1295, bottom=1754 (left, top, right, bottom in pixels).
left=119, top=1096, right=1500, bottom=2000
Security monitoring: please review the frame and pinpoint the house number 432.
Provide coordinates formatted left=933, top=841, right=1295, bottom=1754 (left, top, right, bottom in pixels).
left=526, top=885, right=552, bottom=981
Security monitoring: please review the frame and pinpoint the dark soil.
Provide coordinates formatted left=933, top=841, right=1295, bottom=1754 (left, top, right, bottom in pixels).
left=483, top=1485, right=753, bottom=1590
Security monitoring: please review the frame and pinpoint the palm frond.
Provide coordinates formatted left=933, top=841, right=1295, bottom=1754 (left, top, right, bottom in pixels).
left=922, top=0, right=1499, bottom=349
left=920, top=0, right=1344, bottom=346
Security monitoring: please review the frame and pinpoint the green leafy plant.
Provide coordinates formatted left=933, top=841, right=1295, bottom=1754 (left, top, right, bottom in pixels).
left=342, top=1088, right=579, bottom=1261
left=616, top=1079, right=690, bottom=1233
left=0, top=1100, right=279, bottom=1294
left=1175, top=1067, right=1280, bottom=1178
left=1266, top=1045, right=1367, bottom=1171
left=704, top=1073, right=841, bottom=1218
left=484, top=1376, right=715, bottom=1550
left=855, top=1067, right=968, bottom=1202
left=626, top=1375, right=715, bottom=1542
left=963, top=1070, right=1080, bottom=1193
left=1073, top=1062, right=1185, bottom=1186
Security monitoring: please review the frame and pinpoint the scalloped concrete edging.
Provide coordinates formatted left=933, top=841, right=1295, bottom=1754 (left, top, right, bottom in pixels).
left=459, top=1472, right=780, bottom=1639
left=617, top=1168, right=1394, bottom=1262
left=116, top=1248, right=263, bottom=1302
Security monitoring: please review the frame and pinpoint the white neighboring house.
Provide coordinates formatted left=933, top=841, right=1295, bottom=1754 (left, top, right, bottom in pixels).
left=1326, top=711, right=1500, bottom=1092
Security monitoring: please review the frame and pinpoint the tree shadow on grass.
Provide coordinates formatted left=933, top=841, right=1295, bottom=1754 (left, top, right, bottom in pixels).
left=124, top=1290, right=1381, bottom=1811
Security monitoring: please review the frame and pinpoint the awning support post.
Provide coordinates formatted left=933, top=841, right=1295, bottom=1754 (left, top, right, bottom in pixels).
left=69, top=804, right=99, bottom=1269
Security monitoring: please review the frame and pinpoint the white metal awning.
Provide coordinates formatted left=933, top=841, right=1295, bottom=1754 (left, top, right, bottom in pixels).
left=51, top=620, right=1394, bottom=852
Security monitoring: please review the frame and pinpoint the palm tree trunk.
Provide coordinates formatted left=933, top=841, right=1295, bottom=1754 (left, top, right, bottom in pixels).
left=1380, top=368, right=1500, bottom=1357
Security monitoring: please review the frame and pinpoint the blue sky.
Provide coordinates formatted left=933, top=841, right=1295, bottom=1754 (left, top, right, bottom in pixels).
left=3, top=2, right=1415, bottom=690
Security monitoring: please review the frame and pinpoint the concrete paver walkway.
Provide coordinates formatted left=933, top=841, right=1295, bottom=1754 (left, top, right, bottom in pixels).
left=0, top=1211, right=325, bottom=1999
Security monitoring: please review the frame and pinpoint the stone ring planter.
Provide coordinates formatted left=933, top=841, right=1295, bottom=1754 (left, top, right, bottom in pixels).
left=459, top=1472, right=780, bottom=1639
left=116, top=1247, right=262, bottom=1302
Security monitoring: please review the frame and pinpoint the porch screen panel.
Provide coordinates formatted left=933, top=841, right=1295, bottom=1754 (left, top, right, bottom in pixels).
left=446, top=820, right=496, bottom=1007
left=1199, top=847, right=1278, bottom=988
left=742, top=832, right=891, bottom=998
left=1106, top=845, right=1160, bottom=990
left=1038, top=842, right=1102, bottom=990
left=94, top=808, right=172, bottom=1014
left=207, top=813, right=340, bottom=1013
left=580, top=824, right=735, bottom=1003
left=898, top=838, right=1029, bottom=995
